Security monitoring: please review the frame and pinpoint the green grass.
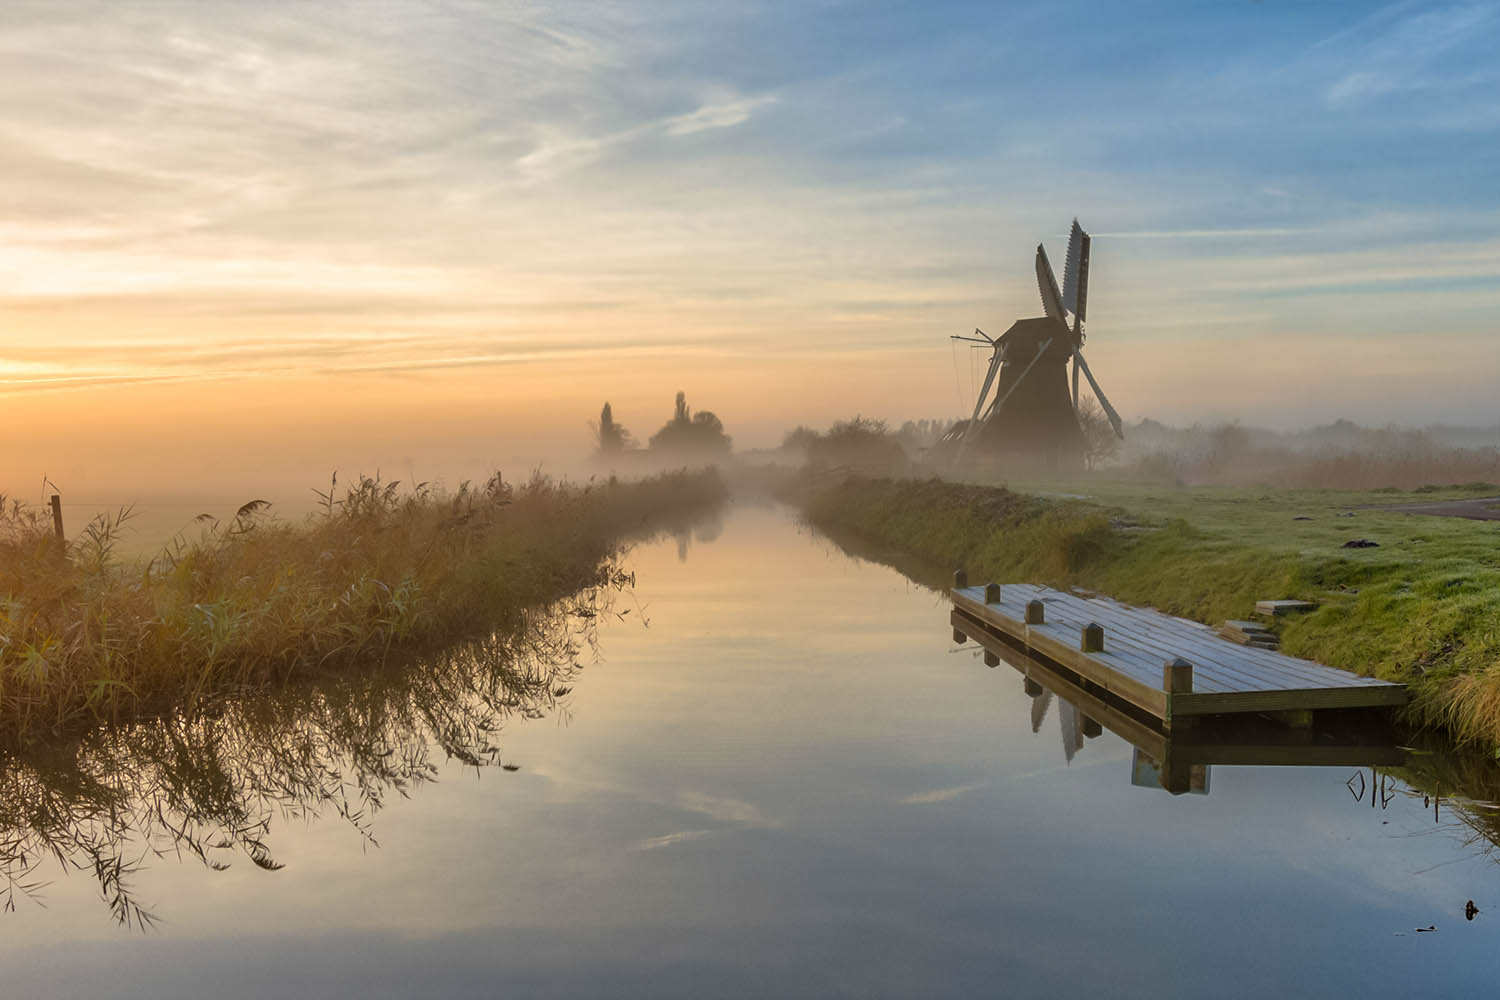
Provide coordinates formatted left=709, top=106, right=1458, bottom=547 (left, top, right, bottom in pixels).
left=786, top=474, right=1500, bottom=748
left=0, top=469, right=725, bottom=742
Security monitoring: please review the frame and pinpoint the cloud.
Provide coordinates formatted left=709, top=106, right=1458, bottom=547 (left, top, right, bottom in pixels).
left=664, top=95, right=777, bottom=136
left=1320, top=3, right=1499, bottom=107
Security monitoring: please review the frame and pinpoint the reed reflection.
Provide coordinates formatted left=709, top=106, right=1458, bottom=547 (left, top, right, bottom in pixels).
left=0, top=570, right=631, bottom=928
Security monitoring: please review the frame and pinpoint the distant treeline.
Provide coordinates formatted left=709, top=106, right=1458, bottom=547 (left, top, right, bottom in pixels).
left=592, top=391, right=731, bottom=466
left=764, top=414, right=1499, bottom=490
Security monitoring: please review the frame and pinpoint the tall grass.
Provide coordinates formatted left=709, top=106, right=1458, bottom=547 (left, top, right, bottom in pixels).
left=0, top=469, right=725, bottom=741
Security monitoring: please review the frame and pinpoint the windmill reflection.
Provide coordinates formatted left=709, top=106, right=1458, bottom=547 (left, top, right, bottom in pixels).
left=0, top=575, right=627, bottom=927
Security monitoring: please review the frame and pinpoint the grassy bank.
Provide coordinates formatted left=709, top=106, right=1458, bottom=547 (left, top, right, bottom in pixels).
left=786, top=474, right=1500, bottom=748
left=0, top=469, right=725, bottom=741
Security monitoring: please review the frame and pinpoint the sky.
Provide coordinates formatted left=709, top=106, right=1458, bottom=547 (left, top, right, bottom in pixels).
left=2, top=0, right=1499, bottom=498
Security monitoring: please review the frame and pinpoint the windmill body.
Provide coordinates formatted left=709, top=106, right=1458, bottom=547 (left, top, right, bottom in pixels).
left=945, top=218, right=1123, bottom=471
left=970, top=316, right=1084, bottom=466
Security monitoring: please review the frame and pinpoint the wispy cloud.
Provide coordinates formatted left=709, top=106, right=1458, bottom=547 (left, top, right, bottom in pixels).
left=665, top=95, right=777, bottom=136
left=1319, top=3, right=1500, bottom=106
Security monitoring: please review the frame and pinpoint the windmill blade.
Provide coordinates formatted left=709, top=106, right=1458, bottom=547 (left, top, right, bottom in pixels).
left=1062, top=219, right=1091, bottom=321
left=1034, top=245, right=1066, bottom=323
left=1074, top=351, right=1124, bottom=439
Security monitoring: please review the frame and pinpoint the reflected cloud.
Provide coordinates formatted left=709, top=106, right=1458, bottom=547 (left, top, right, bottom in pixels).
left=677, top=791, right=779, bottom=829
left=633, top=829, right=715, bottom=851
left=900, top=782, right=985, bottom=805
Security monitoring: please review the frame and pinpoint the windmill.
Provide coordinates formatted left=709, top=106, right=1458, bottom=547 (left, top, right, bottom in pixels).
left=948, top=218, right=1124, bottom=468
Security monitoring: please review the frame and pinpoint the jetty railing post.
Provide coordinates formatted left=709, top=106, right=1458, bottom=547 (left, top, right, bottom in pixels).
left=953, top=569, right=968, bottom=589
left=1163, top=656, right=1193, bottom=729
left=50, top=494, right=64, bottom=544
left=984, top=582, right=1001, bottom=604
left=1024, top=599, right=1045, bottom=625
left=1081, top=622, right=1104, bottom=652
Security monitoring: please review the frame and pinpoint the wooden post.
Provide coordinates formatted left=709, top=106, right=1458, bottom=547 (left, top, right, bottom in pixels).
left=983, top=650, right=999, bottom=668
left=1080, top=622, right=1104, bottom=652
left=953, top=627, right=966, bottom=644
left=1163, top=656, right=1193, bottom=693
left=50, top=494, right=64, bottom=545
left=1162, top=753, right=1193, bottom=795
left=1023, top=677, right=1044, bottom=698
left=953, top=569, right=968, bottom=589
left=984, top=582, right=1001, bottom=604
left=1081, top=715, right=1102, bottom=739
left=1025, top=599, right=1045, bottom=625
left=1163, top=656, right=1193, bottom=730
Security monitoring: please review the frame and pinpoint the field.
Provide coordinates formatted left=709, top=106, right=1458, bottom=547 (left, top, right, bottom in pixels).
left=787, top=474, right=1500, bottom=748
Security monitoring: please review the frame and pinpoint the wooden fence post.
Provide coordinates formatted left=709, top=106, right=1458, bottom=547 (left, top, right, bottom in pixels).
left=50, top=494, right=64, bottom=545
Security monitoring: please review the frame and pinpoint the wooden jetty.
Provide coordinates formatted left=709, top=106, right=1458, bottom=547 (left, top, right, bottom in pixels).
left=971, top=618, right=1406, bottom=796
left=951, top=578, right=1406, bottom=730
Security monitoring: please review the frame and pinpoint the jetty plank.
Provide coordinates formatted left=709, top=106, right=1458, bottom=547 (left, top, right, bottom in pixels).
left=951, top=584, right=1405, bottom=727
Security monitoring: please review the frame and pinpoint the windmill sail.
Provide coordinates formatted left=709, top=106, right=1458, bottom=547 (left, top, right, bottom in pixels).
left=1074, top=351, right=1124, bottom=438
left=1061, top=219, right=1091, bottom=321
left=1034, top=245, right=1066, bottom=323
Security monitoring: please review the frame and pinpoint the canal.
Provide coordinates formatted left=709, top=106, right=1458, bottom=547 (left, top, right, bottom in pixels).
left=1, top=503, right=1496, bottom=997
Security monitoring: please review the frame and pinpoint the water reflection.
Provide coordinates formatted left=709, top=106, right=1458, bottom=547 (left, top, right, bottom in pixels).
left=951, top=591, right=1500, bottom=868
left=669, top=506, right=725, bottom=562
left=0, top=572, right=627, bottom=927
left=5, top=502, right=1500, bottom=996
left=806, top=510, right=1500, bottom=866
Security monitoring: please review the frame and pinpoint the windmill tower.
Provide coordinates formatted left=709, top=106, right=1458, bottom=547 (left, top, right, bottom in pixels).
left=949, top=219, right=1124, bottom=469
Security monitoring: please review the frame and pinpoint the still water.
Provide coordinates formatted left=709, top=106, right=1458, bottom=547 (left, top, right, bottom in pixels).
left=2, top=503, right=1498, bottom=997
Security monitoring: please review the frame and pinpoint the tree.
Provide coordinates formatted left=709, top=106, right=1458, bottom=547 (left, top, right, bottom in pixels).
left=1078, top=398, right=1120, bottom=470
left=648, top=391, right=732, bottom=458
left=594, top=401, right=634, bottom=455
left=805, top=416, right=907, bottom=471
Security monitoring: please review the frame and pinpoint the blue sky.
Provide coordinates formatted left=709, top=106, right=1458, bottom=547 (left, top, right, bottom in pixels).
left=0, top=1, right=1497, bottom=488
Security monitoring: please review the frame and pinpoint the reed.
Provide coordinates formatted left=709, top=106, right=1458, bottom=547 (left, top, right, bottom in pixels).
left=0, top=469, right=725, bottom=741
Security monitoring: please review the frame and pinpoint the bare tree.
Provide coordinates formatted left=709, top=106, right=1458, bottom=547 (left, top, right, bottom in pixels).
left=1078, top=398, right=1120, bottom=470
